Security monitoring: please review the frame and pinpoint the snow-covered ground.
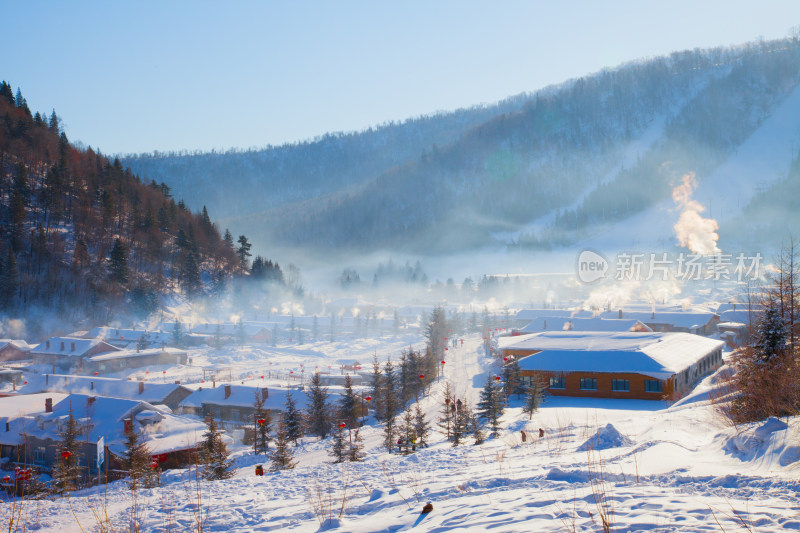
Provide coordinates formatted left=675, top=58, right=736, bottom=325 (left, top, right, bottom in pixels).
left=2, top=331, right=799, bottom=532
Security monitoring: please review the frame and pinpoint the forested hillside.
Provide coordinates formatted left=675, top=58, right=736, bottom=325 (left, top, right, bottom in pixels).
left=0, top=82, right=243, bottom=327
left=122, top=38, right=800, bottom=255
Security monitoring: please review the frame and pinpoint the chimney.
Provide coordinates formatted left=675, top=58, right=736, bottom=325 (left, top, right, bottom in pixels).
left=45, top=398, right=53, bottom=413
left=262, top=388, right=268, bottom=401
left=90, top=381, right=94, bottom=390
left=618, top=309, right=623, bottom=319
left=138, top=381, right=145, bottom=394
left=224, top=384, right=232, bottom=399
left=87, top=396, right=96, bottom=407
left=543, top=319, right=547, bottom=329
left=45, top=374, right=49, bottom=385
left=175, top=380, right=181, bottom=385
left=651, top=311, right=655, bottom=320
left=123, top=418, right=133, bottom=434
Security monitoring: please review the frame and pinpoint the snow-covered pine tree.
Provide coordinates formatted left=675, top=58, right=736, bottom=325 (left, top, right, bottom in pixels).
left=284, top=391, right=303, bottom=445
left=753, top=304, right=788, bottom=362
left=522, top=374, right=546, bottom=420
left=413, top=403, right=431, bottom=448
left=382, top=359, right=398, bottom=421
left=270, top=420, right=296, bottom=471
left=51, top=403, right=82, bottom=494
left=199, top=414, right=234, bottom=480
left=305, top=372, right=331, bottom=438
left=451, top=398, right=469, bottom=447
left=476, top=375, right=505, bottom=438
left=254, top=389, right=272, bottom=454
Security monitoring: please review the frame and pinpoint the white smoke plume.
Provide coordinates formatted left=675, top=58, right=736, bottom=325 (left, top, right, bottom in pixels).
left=672, top=172, right=721, bottom=255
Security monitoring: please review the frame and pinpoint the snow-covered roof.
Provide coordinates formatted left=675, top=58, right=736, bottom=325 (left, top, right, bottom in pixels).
left=510, top=331, right=725, bottom=379
left=719, top=309, right=762, bottom=326
left=514, top=309, right=593, bottom=321
left=179, top=384, right=309, bottom=411
left=519, top=317, right=650, bottom=333
left=0, top=394, right=206, bottom=456
left=0, top=393, right=69, bottom=420
left=0, top=340, right=32, bottom=352
left=30, top=337, right=119, bottom=357
left=17, top=374, right=189, bottom=404
left=598, top=311, right=717, bottom=330
left=715, top=302, right=765, bottom=314
left=85, top=327, right=173, bottom=344
left=88, top=346, right=186, bottom=362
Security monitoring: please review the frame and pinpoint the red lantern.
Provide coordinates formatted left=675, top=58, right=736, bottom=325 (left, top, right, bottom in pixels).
left=94, top=372, right=99, bottom=376
left=61, top=450, right=71, bottom=459
left=339, top=422, right=346, bottom=428
left=145, top=371, right=149, bottom=374
left=365, top=396, right=372, bottom=402
left=2, top=475, right=10, bottom=482
left=23, top=381, right=27, bottom=385
left=494, top=376, right=501, bottom=381
left=260, top=375, right=264, bottom=379
left=290, top=371, right=294, bottom=374
left=440, top=361, right=445, bottom=365
left=257, top=418, right=265, bottom=425
left=150, top=461, right=159, bottom=469
left=419, top=374, right=425, bottom=379
left=445, top=398, right=450, bottom=404
left=445, top=347, right=448, bottom=351
left=503, top=357, right=508, bottom=362
left=163, top=370, right=167, bottom=374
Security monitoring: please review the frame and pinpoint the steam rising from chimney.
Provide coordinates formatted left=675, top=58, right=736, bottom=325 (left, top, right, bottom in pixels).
left=672, top=172, right=720, bottom=255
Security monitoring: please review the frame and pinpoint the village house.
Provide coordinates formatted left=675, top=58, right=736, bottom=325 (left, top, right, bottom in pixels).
left=0, top=340, right=32, bottom=363
left=512, top=309, right=594, bottom=328
left=0, top=393, right=207, bottom=476
left=84, top=346, right=188, bottom=374
left=29, top=337, right=119, bottom=372
left=18, top=374, right=192, bottom=411
left=516, top=317, right=652, bottom=334
left=598, top=310, right=719, bottom=336
left=177, top=384, right=308, bottom=427
left=84, top=327, right=174, bottom=349
left=502, top=331, right=725, bottom=400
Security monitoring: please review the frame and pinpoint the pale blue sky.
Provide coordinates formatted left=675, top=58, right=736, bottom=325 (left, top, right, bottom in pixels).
left=4, top=1, right=799, bottom=154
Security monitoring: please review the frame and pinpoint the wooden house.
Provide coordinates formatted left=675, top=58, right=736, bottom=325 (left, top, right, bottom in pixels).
left=503, top=331, right=724, bottom=400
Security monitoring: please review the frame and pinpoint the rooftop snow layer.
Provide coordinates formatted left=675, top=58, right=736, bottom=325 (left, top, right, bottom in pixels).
left=510, top=331, right=724, bottom=378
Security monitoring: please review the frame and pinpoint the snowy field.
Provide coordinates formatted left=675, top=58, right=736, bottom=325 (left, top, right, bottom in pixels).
left=3, top=331, right=799, bottom=532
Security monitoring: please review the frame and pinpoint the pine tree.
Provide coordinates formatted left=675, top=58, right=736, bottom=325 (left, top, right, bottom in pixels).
left=51, top=404, right=82, bottom=494
left=348, top=427, right=365, bottom=462
left=399, top=406, right=415, bottom=453
left=437, top=381, right=455, bottom=441
left=269, top=420, right=296, bottom=471
left=284, top=391, right=303, bottom=445
left=236, top=234, right=252, bottom=269
left=123, top=424, right=158, bottom=489
left=0, top=249, right=18, bottom=309
left=468, top=403, right=485, bottom=445
left=369, top=353, right=384, bottom=422
left=476, top=376, right=505, bottom=438
left=451, top=398, right=469, bottom=447
left=329, top=422, right=347, bottom=463
left=339, top=375, right=359, bottom=426
left=753, top=304, right=788, bottom=362
left=503, top=357, right=524, bottom=400
left=108, top=237, right=129, bottom=285
left=199, top=414, right=234, bottom=480
left=522, top=375, right=546, bottom=421
left=413, top=403, right=431, bottom=448
left=172, top=320, right=184, bottom=347
left=254, top=389, right=272, bottom=454
left=305, top=372, right=331, bottom=438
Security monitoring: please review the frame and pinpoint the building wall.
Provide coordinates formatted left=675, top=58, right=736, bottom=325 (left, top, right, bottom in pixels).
left=0, top=345, right=29, bottom=362
left=519, top=370, right=673, bottom=400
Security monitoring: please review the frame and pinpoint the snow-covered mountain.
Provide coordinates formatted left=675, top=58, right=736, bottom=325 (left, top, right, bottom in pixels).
left=121, top=37, right=800, bottom=257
